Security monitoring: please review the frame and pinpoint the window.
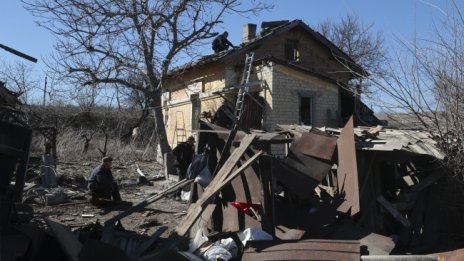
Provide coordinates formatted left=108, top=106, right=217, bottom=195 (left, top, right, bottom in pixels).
left=285, top=39, right=299, bottom=62
left=300, top=97, right=312, bottom=126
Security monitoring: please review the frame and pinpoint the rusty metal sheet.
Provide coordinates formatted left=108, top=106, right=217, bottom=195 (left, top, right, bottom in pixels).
left=337, top=116, right=360, bottom=215
left=275, top=150, right=332, bottom=199
left=291, top=131, right=337, bottom=160
left=284, top=150, right=332, bottom=181
left=242, top=239, right=360, bottom=261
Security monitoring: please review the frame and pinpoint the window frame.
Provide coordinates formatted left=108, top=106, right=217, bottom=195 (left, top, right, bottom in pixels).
left=284, top=39, right=300, bottom=62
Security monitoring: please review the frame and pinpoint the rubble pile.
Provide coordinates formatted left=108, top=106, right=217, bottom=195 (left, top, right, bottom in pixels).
left=163, top=117, right=464, bottom=260
left=2, top=113, right=464, bottom=260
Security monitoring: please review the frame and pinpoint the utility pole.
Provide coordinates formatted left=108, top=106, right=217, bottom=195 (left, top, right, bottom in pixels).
left=43, top=76, right=48, bottom=106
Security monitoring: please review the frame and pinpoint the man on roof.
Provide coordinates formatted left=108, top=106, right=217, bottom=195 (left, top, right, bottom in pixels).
left=212, top=31, right=236, bottom=53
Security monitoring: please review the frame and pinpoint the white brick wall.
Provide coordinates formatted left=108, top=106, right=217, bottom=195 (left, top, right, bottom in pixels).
left=265, top=63, right=339, bottom=131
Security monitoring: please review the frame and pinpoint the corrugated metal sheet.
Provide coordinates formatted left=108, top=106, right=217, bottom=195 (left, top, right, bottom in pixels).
left=354, top=128, right=444, bottom=159
left=277, top=124, right=444, bottom=160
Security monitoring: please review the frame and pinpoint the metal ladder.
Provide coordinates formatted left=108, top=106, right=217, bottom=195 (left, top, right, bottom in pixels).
left=234, top=52, right=255, bottom=121
left=213, top=52, right=255, bottom=176
left=173, top=111, right=187, bottom=145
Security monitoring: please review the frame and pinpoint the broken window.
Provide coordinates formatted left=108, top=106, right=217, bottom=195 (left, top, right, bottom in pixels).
left=300, top=96, right=312, bottom=125
left=285, top=39, right=299, bottom=62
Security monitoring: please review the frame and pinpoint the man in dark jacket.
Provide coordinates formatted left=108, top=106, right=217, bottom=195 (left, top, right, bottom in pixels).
left=173, top=136, right=195, bottom=180
left=212, top=31, right=236, bottom=53
left=172, top=136, right=195, bottom=200
left=88, top=157, right=121, bottom=205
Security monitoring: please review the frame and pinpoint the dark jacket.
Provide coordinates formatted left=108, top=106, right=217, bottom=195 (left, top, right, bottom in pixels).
left=173, top=142, right=195, bottom=169
left=88, top=165, right=114, bottom=196
left=212, top=34, right=234, bottom=50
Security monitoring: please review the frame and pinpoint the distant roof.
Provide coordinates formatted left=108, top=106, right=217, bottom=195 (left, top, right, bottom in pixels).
left=168, top=19, right=367, bottom=78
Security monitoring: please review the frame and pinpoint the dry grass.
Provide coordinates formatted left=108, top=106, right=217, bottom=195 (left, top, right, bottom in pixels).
left=55, top=129, right=158, bottom=162
left=27, top=105, right=159, bottom=163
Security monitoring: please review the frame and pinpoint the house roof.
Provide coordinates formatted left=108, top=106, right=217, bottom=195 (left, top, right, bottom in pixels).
left=168, top=19, right=367, bottom=78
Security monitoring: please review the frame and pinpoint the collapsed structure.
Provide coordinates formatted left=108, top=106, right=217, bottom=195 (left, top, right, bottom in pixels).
left=170, top=119, right=463, bottom=260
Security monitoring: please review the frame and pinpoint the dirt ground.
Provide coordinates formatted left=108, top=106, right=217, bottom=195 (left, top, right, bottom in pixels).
left=29, top=160, right=189, bottom=237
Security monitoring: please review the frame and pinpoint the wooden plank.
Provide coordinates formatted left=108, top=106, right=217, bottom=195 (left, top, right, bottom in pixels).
left=175, top=134, right=258, bottom=236
left=377, top=195, right=411, bottom=227
left=105, top=179, right=193, bottom=226
left=176, top=149, right=263, bottom=237
left=102, top=179, right=193, bottom=242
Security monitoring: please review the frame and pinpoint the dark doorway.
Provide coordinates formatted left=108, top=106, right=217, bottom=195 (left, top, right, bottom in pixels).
left=300, top=97, right=312, bottom=125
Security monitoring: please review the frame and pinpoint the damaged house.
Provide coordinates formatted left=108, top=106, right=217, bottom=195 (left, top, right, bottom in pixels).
left=4, top=20, right=464, bottom=261
left=163, top=20, right=379, bottom=148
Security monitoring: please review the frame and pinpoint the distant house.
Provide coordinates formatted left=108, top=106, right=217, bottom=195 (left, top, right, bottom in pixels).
left=163, top=20, right=378, bottom=147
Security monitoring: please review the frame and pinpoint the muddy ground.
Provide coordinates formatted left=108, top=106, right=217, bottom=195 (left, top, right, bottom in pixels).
left=28, top=160, right=188, bottom=237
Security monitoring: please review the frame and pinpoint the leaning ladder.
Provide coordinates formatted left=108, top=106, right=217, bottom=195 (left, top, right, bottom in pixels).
left=234, top=52, right=255, bottom=122
left=173, top=111, right=187, bottom=145
left=214, top=52, right=255, bottom=175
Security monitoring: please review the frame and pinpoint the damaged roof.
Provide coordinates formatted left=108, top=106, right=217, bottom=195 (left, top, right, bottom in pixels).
left=168, top=19, right=367, bottom=77
left=278, top=124, right=445, bottom=160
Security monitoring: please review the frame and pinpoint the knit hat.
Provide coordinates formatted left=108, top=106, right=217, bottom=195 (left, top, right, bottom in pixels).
left=102, top=156, right=113, bottom=163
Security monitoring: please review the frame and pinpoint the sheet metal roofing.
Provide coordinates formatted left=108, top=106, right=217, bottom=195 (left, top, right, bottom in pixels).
left=277, top=124, right=445, bottom=160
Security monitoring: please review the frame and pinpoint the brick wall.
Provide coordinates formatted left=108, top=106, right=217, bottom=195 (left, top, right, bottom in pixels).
left=253, top=27, right=352, bottom=84
left=265, top=63, right=339, bottom=131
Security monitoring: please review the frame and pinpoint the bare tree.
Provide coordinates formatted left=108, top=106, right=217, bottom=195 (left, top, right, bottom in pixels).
left=0, top=61, right=39, bottom=103
left=318, top=14, right=387, bottom=86
left=365, top=3, right=464, bottom=181
left=22, top=0, right=271, bottom=156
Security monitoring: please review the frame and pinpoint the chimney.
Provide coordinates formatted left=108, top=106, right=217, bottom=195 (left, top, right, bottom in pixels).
left=242, top=23, right=257, bottom=43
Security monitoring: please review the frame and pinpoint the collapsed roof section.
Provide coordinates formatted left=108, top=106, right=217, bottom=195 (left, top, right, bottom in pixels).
left=278, top=124, right=445, bottom=160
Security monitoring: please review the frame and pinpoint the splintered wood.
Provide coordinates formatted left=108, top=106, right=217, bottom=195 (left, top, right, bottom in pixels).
left=175, top=134, right=260, bottom=236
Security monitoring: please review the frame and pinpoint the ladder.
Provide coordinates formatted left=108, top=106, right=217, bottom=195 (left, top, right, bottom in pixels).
left=173, top=111, right=187, bottom=145
left=214, top=52, right=255, bottom=176
left=234, top=52, right=255, bottom=121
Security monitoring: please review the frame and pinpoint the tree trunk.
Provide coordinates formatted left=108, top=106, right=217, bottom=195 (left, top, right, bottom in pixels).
left=152, top=89, right=171, bottom=155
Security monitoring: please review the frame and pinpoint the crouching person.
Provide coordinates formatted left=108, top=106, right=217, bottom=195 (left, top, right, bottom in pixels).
left=88, top=157, right=122, bottom=205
